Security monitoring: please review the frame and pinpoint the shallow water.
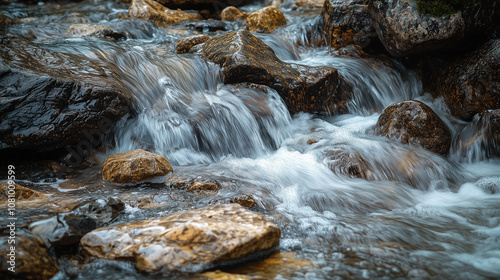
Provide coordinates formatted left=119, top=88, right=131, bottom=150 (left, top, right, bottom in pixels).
left=1, top=1, right=500, bottom=279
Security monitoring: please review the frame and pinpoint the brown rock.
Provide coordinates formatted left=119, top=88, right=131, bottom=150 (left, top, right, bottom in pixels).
left=128, top=0, right=202, bottom=28
left=101, top=149, right=173, bottom=183
left=376, top=100, right=451, bottom=154
left=415, top=39, right=500, bottom=121
left=199, top=30, right=349, bottom=114
left=0, top=13, right=20, bottom=26
left=0, top=182, right=46, bottom=202
left=231, top=195, right=256, bottom=208
left=325, top=150, right=372, bottom=179
left=321, top=0, right=376, bottom=49
left=0, top=230, right=59, bottom=280
left=176, top=34, right=210, bottom=54
left=80, top=204, right=280, bottom=273
left=67, top=24, right=125, bottom=40
left=245, top=6, right=286, bottom=33
left=295, top=0, right=325, bottom=10
left=221, top=6, right=248, bottom=21
left=155, top=0, right=255, bottom=10
left=166, top=175, right=220, bottom=192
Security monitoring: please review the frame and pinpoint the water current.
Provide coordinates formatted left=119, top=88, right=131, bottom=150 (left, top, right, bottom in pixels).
left=1, top=1, right=500, bottom=279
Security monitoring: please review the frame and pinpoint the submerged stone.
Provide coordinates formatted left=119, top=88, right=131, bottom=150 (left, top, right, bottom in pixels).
left=244, top=6, right=287, bottom=33
left=101, top=149, right=173, bottom=184
left=80, top=203, right=280, bottom=273
left=376, top=100, right=451, bottom=155
left=128, top=0, right=202, bottom=28
left=67, top=24, right=125, bottom=40
left=325, top=150, right=372, bottom=179
left=199, top=30, right=349, bottom=114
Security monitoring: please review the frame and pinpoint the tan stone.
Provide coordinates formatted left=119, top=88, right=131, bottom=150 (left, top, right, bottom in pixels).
left=176, top=34, right=210, bottom=54
left=221, top=6, right=248, bottom=21
left=245, top=6, right=286, bottom=33
left=0, top=182, right=46, bottom=201
left=80, top=204, right=280, bottom=273
left=128, top=0, right=202, bottom=27
left=101, top=149, right=173, bottom=183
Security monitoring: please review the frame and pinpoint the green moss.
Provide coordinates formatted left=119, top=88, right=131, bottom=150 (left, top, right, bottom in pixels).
left=415, top=0, right=479, bottom=16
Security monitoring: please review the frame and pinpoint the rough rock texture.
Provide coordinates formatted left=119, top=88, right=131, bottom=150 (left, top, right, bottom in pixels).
left=376, top=101, right=451, bottom=154
left=101, top=149, right=173, bottom=183
left=452, top=109, right=500, bottom=159
left=325, top=150, right=372, bottom=179
left=67, top=24, right=125, bottom=40
left=80, top=204, right=280, bottom=273
left=369, top=0, right=499, bottom=57
left=166, top=176, right=220, bottom=191
left=199, top=30, right=349, bottom=114
left=414, top=39, right=500, bottom=121
left=156, top=0, right=255, bottom=10
left=29, top=198, right=125, bottom=247
left=245, top=6, right=286, bottom=33
left=0, top=35, right=130, bottom=152
left=0, top=230, right=59, bottom=280
left=0, top=13, right=21, bottom=26
left=295, top=0, right=325, bottom=10
left=321, top=0, right=377, bottom=49
left=0, top=182, right=47, bottom=202
left=128, top=0, right=202, bottom=28
left=176, top=34, right=210, bottom=53
left=221, top=6, right=248, bottom=21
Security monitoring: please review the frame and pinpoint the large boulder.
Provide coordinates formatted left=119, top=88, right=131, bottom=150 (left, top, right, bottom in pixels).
left=80, top=203, right=280, bottom=273
left=199, top=30, right=349, bottom=114
left=320, top=0, right=377, bottom=49
left=101, top=149, right=173, bottom=183
left=414, top=39, right=499, bottom=121
left=128, top=0, right=202, bottom=28
left=244, top=6, right=287, bottom=33
left=369, top=0, right=499, bottom=57
left=0, top=36, right=130, bottom=153
left=0, top=230, right=59, bottom=280
left=376, top=101, right=451, bottom=154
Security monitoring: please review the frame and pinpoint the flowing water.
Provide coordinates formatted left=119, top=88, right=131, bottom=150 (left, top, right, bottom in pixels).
left=1, top=1, right=500, bottom=279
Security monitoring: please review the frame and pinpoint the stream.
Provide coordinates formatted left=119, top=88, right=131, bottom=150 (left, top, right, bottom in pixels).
left=1, top=0, right=500, bottom=279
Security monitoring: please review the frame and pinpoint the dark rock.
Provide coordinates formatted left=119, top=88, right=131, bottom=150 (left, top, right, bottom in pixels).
left=101, top=149, right=173, bottom=184
left=231, top=195, right=256, bottom=207
left=369, top=0, right=499, bottom=57
left=128, top=0, right=202, bottom=28
left=414, top=39, right=499, bottom=121
left=295, top=0, right=324, bottom=10
left=176, top=34, right=210, bottom=54
left=156, top=0, right=255, bottom=10
left=321, top=0, right=377, bottom=49
left=184, top=20, right=228, bottom=32
left=80, top=204, right=280, bottom=273
left=29, top=197, right=125, bottom=247
left=67, top=24, right=125, bottom=40
left=376, top=100, right=451, bottom=154
left=0, top=230, right=59, bottom=280
left=0, top=13, right=21, bottom=26
left=199, top=30, right=349, bottom=114
left=220, top=6, right=247, bottom=21
left=325, top=150, right=372, bottom=179
left=0, top=35, right=130, bottom=152
left=245, top=6, right=287, bottom=33
left=0, top=182, right=47, bottom=202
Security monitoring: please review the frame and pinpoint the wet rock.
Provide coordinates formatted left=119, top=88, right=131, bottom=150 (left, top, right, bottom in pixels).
left=155, top=0, right=255, bottom=10
left=245, top=6, right=286, bottom=33
left=0, top=35, right=130, bottom=152
left=101, top=149, right=173, bottom=184
left=0, top=13, right=21, bottom=26
left=376, top=101, right=451, bottom=154
left=230, top=195, right=256, bottom=208
left=0, top=182, right=47, bottom=202
left=325, top=150, right=372, bottom=179
left=221, top=6, right=248, bottom=21
left=29, top=197, right=125, bottom=247
left=0, top=230, right=59, bottom=280
left=369, top=0, right=499, bottom=56
left=321, top=0, right=377, bottom=49
left=67, top=24, right=125, bottom=40
left=414, top=39, right=500, bottom=121
left=185, top=20, right=228, bottom=32
left=176, top=34, right=210, bottom=53
left=330, top=44, right=369, bottom=58
left=295, top=0, right=325, bottom=10
left=128, top=0, right=202, bottom=28
left=452, top=109, right=500, bottom=159
left=80, top=203, right=280, bottom=273
left=199, top=30, right=349, bottom=114
left=166, top=175, right=220, bottom=192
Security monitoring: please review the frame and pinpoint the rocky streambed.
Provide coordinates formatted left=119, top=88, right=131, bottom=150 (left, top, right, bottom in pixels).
left=0, top=0, right=499, bottom=279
